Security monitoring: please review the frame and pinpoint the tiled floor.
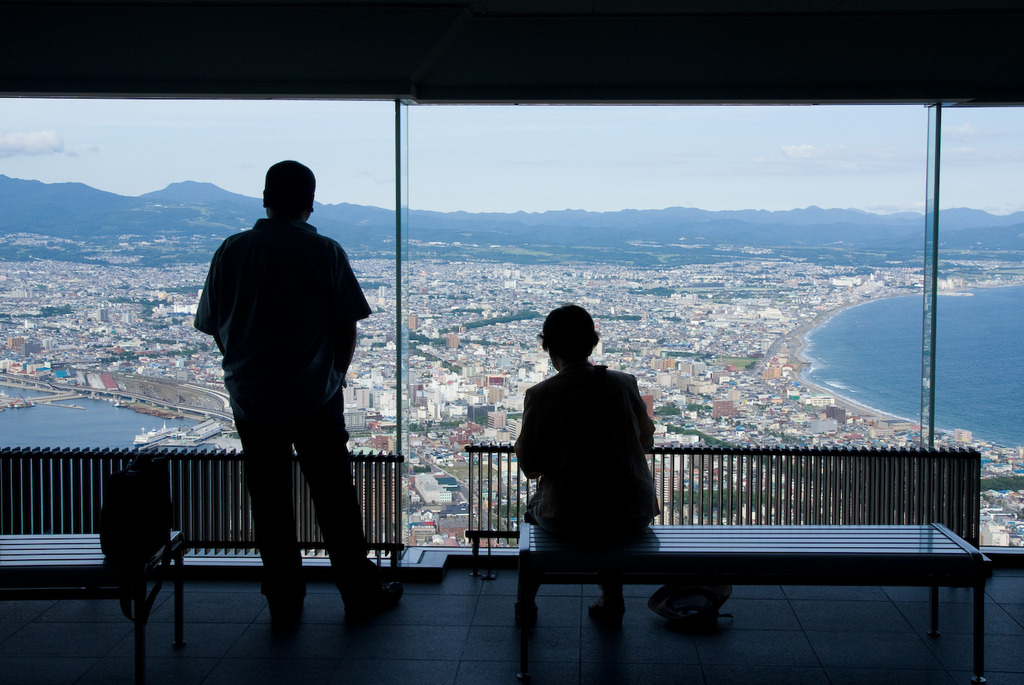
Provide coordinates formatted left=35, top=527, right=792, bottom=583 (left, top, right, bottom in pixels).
left=1, top=566, right=1022, bottom=684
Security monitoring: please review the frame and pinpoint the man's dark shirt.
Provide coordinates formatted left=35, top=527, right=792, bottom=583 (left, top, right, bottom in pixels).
left=194, top=217, right=371, bottom=422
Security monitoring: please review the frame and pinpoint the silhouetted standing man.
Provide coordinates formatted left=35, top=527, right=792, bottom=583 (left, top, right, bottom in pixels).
left=195, top=161, right=401, bottom=629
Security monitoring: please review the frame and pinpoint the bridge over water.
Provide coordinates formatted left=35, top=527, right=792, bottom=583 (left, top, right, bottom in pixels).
left=0, top=372, right=233, bottom=423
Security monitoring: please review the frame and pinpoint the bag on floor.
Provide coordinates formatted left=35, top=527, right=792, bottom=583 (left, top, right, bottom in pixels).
left=648, top=583, right=733, bottom=631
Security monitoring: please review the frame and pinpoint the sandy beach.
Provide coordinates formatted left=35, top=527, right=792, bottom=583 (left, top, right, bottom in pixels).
left=780, top=303, right=905, bottom=423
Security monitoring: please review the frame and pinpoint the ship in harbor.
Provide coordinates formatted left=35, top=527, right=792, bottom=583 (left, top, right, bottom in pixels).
left=133, top=419, right=224, bottom=448
left=3, top=394, right=36, bottom=410
left=134, top=422, right=184, bottom=446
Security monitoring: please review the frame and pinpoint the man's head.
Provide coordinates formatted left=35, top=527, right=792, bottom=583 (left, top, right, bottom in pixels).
left=263, top=160, right=316, bottom=219
left=539, top=304, right=600, bottom=363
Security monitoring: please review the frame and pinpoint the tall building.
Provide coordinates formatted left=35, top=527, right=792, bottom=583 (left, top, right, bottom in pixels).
left=825, top=405, right=847, bottom=425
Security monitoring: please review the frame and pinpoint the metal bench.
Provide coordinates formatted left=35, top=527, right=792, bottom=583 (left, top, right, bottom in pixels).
left=0, top=531, right=186, bottom=685
left=516, top=522, right=991, bottom=683
left=464, top=444, right=983, bottom=577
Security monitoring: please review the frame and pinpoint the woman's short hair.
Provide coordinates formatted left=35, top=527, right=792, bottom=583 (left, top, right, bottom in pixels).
left=539, top=304, right=600, bottom=361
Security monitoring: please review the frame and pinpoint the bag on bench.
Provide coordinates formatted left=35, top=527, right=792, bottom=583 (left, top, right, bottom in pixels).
left=100, top=453, right=172, bottom=568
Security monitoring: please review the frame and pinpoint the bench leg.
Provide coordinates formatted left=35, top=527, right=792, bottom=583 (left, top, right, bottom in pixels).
left=972, top=579, right=986, bottom=684
left=929, top=585, right=940, bottom=636
left=469, top=536, right=482, bottom=577
left=133, top=581, right=147, bottom=685
left=516, top=576, right=538, bottom=681
left=518, top=616, right=531, bottom=682
left=173, top=545, right=185, bottom=648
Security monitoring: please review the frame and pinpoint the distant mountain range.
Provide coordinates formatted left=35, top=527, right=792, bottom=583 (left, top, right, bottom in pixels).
left=1, top=174, right=1022, bottom=266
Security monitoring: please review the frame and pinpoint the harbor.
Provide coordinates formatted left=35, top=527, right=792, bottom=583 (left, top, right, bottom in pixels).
left=133, top=418, right=225, bottom=448
left=1, top=383, right=238, bottom=451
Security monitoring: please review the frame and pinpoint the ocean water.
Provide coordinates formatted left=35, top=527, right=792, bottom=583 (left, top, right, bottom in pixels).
left=0, top=388, right=198, bottom=449
left=803, top=285, right=1024, bottom=447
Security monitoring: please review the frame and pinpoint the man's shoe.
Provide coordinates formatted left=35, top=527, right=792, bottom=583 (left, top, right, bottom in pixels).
left=345, top=581, right=403, bottom=621
left=268, top=597, right=304, bottom=631
left=587, top=596, right=625, bottom=627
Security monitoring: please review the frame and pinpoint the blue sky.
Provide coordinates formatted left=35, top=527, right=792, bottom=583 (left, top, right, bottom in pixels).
left=1, top=99, right=1021, bottom=215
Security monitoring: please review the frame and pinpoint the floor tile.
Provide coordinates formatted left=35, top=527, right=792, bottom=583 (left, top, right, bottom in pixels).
left=150, top=588, right=266, bottom=624
left=1, top=657, right=97, bottom=685
left=75, top=655, right=221, bottom=685
left=804, top=630, right=942, bottom=669
left=702, top=664, right=829, bottom=685
left=581, top=621, right=700, bottom=664
left=225, top=621, right=351, bottom=659
left=582, top=660, right=704, bottom=685
left=347, top=622, right=470, bottom=660
left=331, top=657, right=458, bottom=685
left=825, top=666, right=956, bottom=685
left=894, top=598, right=1024, bottom=635
left=1001, top=602, right=1024, bottom=628
left=985, top=573, right=1024, bottom=604
left=203, top=656, right=341, bottom=685
left=108, top=619, right=248, bottom=658
left=948, top=671, right=1024, bottom=685
left=728, top=584, right=787, bottom=600
left=353, top=591, right=476, bottom=627
left=790, top=599, right=914, bottom=632
left=0, top=622, right=132, bottom=658
left=782, top=585, right=889, bottom=601
left=921, top=630, right=1024, bottom=672
left=713, top=598, right=802, bottom=631
left=472, top=592, right=518, bottom=626
left=34, top=598, right=133, bottom=623
left=456, top=658, right=578, bottom=685
left=695, top=628, right=819, bottom=666
left=462, top=624, right=579, bottom=663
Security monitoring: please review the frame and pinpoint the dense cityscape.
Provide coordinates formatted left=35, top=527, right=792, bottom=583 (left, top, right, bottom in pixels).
left=1, top=248, right=1022, bottom=547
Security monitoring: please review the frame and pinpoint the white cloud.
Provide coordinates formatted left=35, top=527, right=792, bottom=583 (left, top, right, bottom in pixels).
left=943, top=123, right=976, bottom=141
left=781, top=144, right=816, bottom=159
left=0, top=130, right=68, bottom=158
left=781, top=143, right=850, bottom=160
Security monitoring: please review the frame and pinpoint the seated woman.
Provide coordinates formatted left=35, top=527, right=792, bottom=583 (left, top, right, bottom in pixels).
left=514, top=304, right=658, bottom=624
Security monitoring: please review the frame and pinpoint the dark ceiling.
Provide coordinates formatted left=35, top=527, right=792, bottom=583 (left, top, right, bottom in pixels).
left=3, top=1, right=1024, bottom=104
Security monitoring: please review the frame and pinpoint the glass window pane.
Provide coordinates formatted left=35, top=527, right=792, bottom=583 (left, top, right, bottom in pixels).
left=937, top=107, right=1024, bottom=548
left=0, top=99, right=396, bottom=453
left=405, top=104, right=931, bottom=547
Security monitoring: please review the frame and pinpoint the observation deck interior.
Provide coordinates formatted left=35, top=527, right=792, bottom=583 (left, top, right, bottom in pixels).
left=4, top=2, right=1024, bottom=684
left=2, top=563, right=1023, bottom=684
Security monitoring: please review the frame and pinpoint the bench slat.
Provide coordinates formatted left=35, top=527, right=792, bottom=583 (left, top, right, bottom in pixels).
left=521, top=524, right=988, bottom=586
left=0, top=533, right=183, bottom=584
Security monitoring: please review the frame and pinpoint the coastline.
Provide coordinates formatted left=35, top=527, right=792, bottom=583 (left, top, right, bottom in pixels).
left=783, top=283, right=1024, bottom=440
left=783, top=297, right=908, bottom=423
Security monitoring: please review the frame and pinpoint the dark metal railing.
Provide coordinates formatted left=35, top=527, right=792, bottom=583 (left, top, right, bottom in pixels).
left=465, top=444, right=982, bottom=553
left=648, top=445, right=981, bottom=545
left=0, top=447, right=405, bottom=565
left=464, top=443, right=534, bottom=563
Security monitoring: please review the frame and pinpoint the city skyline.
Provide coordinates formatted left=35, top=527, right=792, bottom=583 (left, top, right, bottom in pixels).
left=2, top=100, right=1023, bottom=215
left=2, top=255, right=1022, bottom=548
